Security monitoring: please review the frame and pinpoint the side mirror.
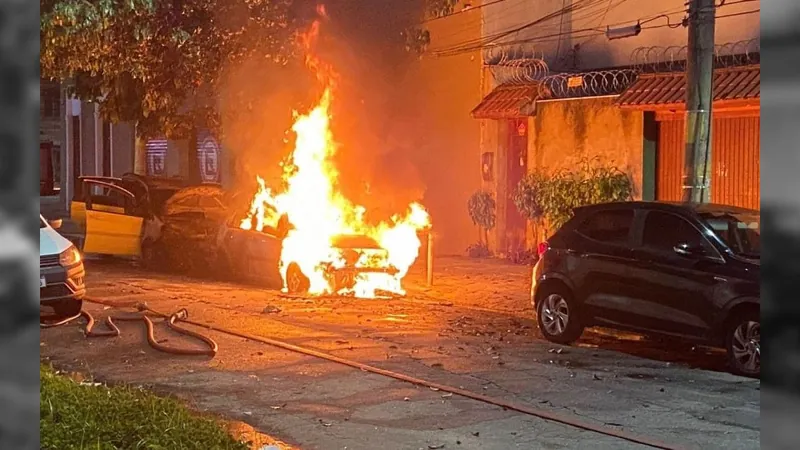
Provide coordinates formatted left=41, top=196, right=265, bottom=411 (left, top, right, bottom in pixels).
left=49, top=218, right=63, bottom=230
left=673, top=242, right=706, bottom=257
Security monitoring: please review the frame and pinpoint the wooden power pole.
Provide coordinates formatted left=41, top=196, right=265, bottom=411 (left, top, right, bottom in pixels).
left=681, top=0, right=716, bottom=203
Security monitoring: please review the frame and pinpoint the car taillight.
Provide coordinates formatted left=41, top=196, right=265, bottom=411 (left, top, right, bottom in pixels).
left=537, top=241, right=549, bottom=256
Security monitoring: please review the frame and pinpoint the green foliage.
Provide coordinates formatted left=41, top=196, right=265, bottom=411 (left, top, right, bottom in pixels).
left=40, top=0, right=298, bottom=139
left=467, top=190, right=496, bottom=231
left=40, top=364, right=249, bottom=450
left=467, top=189, right=496, bottom=255
left=513, top=159, right=634, bottom=233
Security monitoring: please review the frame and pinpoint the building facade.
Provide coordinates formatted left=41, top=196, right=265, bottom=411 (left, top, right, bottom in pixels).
left=39, top=80, right=224, bottom=217
left=471, top=0, right=761, bottom=254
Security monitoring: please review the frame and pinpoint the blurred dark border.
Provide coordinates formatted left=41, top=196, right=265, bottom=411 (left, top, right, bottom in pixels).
left=762, top=0, right=800, bottom=448
left=0, top=0, right=40, bottom=449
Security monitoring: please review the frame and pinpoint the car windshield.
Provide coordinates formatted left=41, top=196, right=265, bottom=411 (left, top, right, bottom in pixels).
left=700, top=211, right=760, bottom=258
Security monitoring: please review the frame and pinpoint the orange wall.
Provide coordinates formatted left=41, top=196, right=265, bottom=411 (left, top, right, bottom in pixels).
left=400, top=2, right=483, bottom=255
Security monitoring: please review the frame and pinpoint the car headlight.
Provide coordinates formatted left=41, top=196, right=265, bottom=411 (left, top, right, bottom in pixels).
left=59, top=245, right=82, bottom=267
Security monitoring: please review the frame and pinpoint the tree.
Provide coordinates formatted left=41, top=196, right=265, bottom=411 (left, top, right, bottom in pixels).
left=403, top=0, right=459, bottom=55
left=467, top=190, right=496, bottom=247
left=40, top=0, right=299, bottom=175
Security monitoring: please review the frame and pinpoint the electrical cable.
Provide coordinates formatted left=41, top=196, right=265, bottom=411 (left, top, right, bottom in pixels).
left=433, top=0, right=607, bottom=55
left=433, top=8, right=759, bottom=57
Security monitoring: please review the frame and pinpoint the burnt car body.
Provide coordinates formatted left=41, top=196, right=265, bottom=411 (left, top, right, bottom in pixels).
left=531, top=201, right=760, bottom=377
left=216, top=205, right=398, bottom=295
left=143, top=184, right=229, bottom=272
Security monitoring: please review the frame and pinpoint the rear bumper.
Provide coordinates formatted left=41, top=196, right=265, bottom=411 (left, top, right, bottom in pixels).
left=40, top=261, right=86, bottom=304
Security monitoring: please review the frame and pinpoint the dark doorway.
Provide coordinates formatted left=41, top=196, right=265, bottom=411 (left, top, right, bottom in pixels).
left=505, top=118, right=528, bottom=254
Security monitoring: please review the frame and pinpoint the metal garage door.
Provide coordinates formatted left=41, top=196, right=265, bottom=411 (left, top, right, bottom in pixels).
left=656, top=115, right=760, bottom=210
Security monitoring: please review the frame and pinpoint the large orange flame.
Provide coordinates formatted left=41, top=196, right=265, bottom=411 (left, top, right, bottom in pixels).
left=239, top=12, right=431, bottom=298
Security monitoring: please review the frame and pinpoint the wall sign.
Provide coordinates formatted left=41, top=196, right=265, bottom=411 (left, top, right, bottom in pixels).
left=567, top=76, right=584, bottom=88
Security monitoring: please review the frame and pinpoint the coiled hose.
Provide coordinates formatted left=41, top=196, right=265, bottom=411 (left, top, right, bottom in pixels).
left=40, top=303, right=217, bottom=357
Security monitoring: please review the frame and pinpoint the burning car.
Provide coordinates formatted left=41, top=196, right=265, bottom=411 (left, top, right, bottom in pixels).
left=286, top=234, right=401, bottom=296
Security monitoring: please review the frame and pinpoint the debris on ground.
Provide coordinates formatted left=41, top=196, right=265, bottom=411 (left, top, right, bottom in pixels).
left=262, top=306, right=282, bottom=314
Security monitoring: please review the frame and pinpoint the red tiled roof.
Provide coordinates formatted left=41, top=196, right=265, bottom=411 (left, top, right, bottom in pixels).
left=617, top=65, right=760, bottom=108
left=471, top=83, right=539, bottom=119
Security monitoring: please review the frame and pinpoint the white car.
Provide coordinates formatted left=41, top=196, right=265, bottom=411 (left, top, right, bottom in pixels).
left=39, top=215, right=85, bottom=317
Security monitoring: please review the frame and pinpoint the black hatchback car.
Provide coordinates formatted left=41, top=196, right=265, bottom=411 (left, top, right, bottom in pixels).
left=531, top=202, right=760, bottom=377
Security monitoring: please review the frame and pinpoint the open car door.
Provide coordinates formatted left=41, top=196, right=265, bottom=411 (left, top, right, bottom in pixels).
left=70, top=176, right=124, bottom=228
left=82, top=181, right=144, bottom=257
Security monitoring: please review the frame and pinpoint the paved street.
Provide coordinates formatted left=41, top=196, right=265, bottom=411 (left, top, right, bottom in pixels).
left=40, top=257, right=760, bottom=450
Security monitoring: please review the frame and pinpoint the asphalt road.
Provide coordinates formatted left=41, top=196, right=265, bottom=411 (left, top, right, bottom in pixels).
left=40, top=257, right=760, bottom=450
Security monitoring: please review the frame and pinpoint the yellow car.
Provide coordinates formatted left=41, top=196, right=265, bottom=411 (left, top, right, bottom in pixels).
left=69, top=174, right=188, bottom=259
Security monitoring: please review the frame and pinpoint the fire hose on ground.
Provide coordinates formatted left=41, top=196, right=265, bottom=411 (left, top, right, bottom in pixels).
left=40, top=303, right=218, bottom=357
left=41, top=296, right=684, bottom=450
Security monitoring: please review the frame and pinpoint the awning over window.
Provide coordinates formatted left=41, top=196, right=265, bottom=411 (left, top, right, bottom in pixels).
left=471, top=83, right=539, bottom=119
left=617, top=65, right=760, bottom=110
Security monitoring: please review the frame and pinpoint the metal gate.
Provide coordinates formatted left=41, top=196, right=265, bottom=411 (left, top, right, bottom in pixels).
left=656, top=114, right=760, bottom=210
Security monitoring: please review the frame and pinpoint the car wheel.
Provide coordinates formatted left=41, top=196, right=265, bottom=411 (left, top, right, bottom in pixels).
left=726, top=311, right=760, bottom=378
left=536, top=286, right=584, bottom=345
left=286, top=263, right=310, bottom=295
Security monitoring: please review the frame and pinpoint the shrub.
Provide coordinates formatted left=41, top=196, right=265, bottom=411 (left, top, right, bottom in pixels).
left=467, top=190, right=496, bottom=252
left=514, top=158, right=634, bottom=237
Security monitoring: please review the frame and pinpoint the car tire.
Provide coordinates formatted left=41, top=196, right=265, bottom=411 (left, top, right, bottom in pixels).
left=726, top=310, right=760, bottom=378
left=286, top=262, right=310, bottom=295
left=536, top=285, right=584, bottom=345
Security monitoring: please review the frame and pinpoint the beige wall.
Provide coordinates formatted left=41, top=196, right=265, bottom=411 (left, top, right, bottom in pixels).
left=524, top=96, right=644, bottom=243
left=482, top=96, right=644, bottom=248
left=401, top=1, right=483, bottom=255
left=528, top=97, right=643, bottom=188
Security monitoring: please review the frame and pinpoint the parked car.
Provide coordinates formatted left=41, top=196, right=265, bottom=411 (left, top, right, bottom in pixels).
left=70, top=174, right=224, bottom=269
left=530, top=201, right=760, bottom=377
left=39, top=215, right=85, bottom=318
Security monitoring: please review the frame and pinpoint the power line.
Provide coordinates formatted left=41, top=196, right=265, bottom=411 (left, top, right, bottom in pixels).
left=431, top=8, right=760, bottom=57
left=429, top=0, right=755, bottom=56
left=421, top=0, right=509, bottom=24
left=432, top=0, right=607, bottom=55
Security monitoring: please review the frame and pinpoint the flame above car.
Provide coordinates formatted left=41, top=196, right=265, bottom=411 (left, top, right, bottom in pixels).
left=238, top=15, right=430, bottom=298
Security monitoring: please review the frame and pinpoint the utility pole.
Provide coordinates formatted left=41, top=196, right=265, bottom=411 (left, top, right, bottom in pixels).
left=681, top=0, right=716, bottom=203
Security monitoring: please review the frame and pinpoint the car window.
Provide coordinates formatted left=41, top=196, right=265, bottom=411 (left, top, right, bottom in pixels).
left=700, top=212, right=760, bottom=257
left=642, top=211, right=713, bottom=254
left=87, top=183, right=132, bottom=208
left=576, top=210, right=634, bottom=244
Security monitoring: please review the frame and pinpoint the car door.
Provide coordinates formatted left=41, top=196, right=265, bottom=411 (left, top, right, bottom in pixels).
left=70, top=177, right=124, bottom=228
left=82, top=181, right=144, bottom=257
left=627, top=210, right=723, bottom=338
left=570, top=207, right=641, bottom=325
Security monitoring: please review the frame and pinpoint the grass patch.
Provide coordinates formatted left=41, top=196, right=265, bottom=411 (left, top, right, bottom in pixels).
left=40, top=364, right=249, bottom=450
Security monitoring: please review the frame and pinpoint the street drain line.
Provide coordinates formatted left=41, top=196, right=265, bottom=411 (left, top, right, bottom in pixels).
left=79, top=297, right=682, bottom=450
